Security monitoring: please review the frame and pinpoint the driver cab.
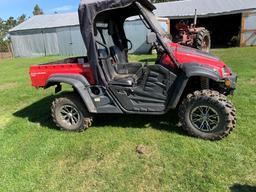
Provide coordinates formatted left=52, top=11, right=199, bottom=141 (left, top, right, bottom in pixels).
left=94, top=7, right=145, bottom=86
left=92, top=3, right=177, bottom=112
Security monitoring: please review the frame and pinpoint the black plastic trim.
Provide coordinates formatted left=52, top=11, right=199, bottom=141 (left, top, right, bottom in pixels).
left=107, top=88, right=166, bottom=115
left=181, top=62, right=221, bottom=81
left=227, top=72, right=237, bottom=89
left=46, top=74, right=97, bottom=113
left=167, top=63, right=222, bottom=109
left=167, top=72, right=188, bottom=109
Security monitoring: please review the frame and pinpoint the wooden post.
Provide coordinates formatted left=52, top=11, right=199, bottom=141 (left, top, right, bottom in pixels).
left=240, top=13, right=246, bottom=47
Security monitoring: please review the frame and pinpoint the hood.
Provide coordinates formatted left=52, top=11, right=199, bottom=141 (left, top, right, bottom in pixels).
left=170, top=43, right=226, bottom=69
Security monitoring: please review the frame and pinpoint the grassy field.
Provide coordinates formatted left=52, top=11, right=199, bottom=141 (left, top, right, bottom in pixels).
left=0, top=47, right=256, bottom=192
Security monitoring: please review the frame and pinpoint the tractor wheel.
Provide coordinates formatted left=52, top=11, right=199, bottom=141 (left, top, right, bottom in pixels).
left=51, top=93, right=93, bottom=132
left=195, top=29, right=211, bottom=52
left=178, top=90, right=236, bottom=141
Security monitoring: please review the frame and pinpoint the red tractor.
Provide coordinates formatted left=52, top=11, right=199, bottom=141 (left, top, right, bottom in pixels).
left=173, top=10, right=211, bottom=52
left=29, top=0, right=237, bottom=140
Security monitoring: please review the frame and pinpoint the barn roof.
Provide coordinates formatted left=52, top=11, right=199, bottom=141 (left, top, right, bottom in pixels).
left=9, top=12, right=80, bottom=32
left=10, top=0, right=256, bottom=32
left=154, top=0, right=256, bottom=18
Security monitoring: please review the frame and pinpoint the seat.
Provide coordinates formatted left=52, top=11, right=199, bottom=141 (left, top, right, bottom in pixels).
left=107, top=21, right=142, bottom=74
left=110, top=45, right=128, bottom=64
left=110, top=45, right=143, bottom=74
left=98, top=49, right=136, bottom=86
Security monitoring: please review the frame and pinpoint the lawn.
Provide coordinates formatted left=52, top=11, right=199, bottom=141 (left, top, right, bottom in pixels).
left=0, top=47, right=256, bottom=192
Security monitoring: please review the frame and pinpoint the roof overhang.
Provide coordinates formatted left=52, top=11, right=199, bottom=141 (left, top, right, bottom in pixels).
left=158, top=8, right=256, bottom=19
left=154, top=0, right=256, bottom=19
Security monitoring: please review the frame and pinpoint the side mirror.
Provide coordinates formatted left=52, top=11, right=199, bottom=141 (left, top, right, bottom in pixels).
left=146, top=32, right=157, bottom=44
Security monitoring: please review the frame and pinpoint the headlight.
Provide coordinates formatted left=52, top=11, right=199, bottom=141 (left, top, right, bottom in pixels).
left=225, top=79, right=232, bottom=88
left=222, top=66, right=231, bottom=77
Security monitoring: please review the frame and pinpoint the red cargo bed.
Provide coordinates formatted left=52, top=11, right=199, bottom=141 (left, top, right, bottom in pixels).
left=29, top=57, right=95, bottom=88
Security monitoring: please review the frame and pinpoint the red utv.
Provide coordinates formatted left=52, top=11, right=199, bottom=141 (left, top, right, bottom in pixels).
left=29, top=0, right=237, bottom=140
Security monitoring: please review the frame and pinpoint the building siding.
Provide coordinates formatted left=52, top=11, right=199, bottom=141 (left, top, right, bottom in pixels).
left=10, top=21, right=150, bottom=57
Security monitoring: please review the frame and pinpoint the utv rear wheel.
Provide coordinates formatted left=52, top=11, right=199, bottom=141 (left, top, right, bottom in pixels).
left=178, top=90, right=236, bottom=140
left=195, top=29, right=211, bottom=52
left=51, top=93, right=93, bottom=132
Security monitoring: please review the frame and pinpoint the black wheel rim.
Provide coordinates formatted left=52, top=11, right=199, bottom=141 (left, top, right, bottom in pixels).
left=60, top=105, right=81, bottom=126
left=190, top=105, right=220, bottom=132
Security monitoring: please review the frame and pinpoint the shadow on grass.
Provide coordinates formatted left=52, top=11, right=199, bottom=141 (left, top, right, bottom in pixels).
left=13, top=95, right=58, bottom=130
left=13, top=95, right=186, bottom=135
left=230, top=184, right=256, bottom=192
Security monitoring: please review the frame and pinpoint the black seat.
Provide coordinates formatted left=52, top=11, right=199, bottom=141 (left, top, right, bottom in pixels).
left=110, top=45, right=143, bottom=74
left=107, top=21, right=143, bottom=75
left=98, top=49, right=136, bottom=86
left=110, top=45, right=128, bottom=64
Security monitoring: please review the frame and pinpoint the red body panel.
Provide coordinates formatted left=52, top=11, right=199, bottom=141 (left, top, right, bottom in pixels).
left=161, top=43, right=231, bottom=78
left=30, top=64, right=95, bottom=88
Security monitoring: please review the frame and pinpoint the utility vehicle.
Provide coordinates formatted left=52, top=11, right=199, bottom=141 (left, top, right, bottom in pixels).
left=29, top=0, right=237, bottom=140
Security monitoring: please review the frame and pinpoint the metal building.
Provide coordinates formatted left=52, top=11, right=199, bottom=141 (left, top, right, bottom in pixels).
left=154, top=0, right=256, bottom=47
left=9, top=13, right=86, bottom=57
left=9, top=13, right=150, bottom=57
left=9, top=0, right=256, bottom=57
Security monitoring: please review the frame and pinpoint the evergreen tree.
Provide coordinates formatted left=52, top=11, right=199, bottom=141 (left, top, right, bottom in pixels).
left=0, top=14, right=26, bottom=52
left=33, top=4, right=44, bottom=15
left=5, top=17, right=17, bottom=29
left=17, top=14, right=26, bottom=24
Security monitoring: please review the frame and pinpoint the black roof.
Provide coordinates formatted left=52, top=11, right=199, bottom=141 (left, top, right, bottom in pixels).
left=79, top=0, right=155, bottom=14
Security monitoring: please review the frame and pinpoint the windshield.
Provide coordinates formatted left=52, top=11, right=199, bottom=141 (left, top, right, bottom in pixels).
left=140, top=5, right=171, bottom=41
left=138, top=4, right=178, bottom=66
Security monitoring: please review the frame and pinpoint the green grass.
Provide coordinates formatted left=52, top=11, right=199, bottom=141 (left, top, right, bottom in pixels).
left=0, top=48, right=256, bottom=192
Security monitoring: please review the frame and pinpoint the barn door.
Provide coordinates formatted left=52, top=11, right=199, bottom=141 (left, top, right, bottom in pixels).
left=240, top=11, right=256, bottom=46
left=70, top=26, right=87, bottom=56
left=57, top=27, right=73, bottom=56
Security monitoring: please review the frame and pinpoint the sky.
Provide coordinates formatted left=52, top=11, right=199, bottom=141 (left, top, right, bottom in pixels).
left=0, top=0, right=80, bottom=20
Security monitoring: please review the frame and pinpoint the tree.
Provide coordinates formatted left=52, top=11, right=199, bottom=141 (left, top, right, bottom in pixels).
left=17, top=14, right=26, bottom=24
left=33, top=4, right=44, bottom=15
left=0, top=14, right=27, bottom=52
left=5, top=17, right=17, bottom=29
left=0, top=18, right=5, bottom=39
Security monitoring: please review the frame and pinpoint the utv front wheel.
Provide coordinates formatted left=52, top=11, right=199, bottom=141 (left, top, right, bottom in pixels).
left=51, top=93, right=93, bottom=132
left=178, top=90, right=236, bottom=140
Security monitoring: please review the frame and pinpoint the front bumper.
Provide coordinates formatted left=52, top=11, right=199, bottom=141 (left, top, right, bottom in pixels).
left=224, top=73, right=238, bottom=95
left=228, top=73, right=237, bottom=89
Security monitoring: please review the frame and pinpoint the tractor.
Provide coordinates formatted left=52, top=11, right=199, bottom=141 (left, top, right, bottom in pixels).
left=29, top=0, right=237, bottom=140
left=172, top=10, right=211, bottom=52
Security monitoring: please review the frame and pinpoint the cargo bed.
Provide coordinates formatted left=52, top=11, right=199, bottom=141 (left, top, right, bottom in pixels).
left=29, top=56, right=95, bottom=88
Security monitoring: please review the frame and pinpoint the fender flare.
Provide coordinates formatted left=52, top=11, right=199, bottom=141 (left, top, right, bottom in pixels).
left=46, top=74, right=97, bottom=113
left=167, top=63, right=222, bottom=109
left=181, top=62, right=221, bottom=81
